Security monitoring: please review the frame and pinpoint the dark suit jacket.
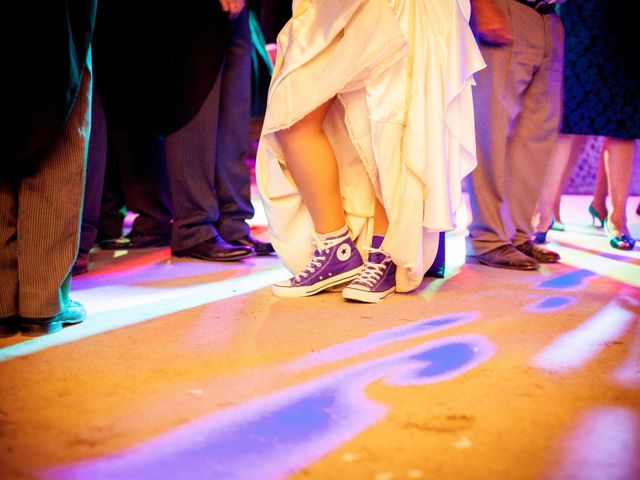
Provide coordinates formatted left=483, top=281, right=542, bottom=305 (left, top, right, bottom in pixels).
left=5, top=0, right=97, bottom=175
left=93, top=0, right=232, bottom=135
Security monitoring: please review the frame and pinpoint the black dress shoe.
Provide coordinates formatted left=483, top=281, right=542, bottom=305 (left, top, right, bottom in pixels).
left=229, top=234, right=275, bottom=256
left=20, top=300, right=86, bottom=337
left=466, top=244, right=539, bottom=270
left=172, top=235, right=255, bottom=262
left=515, top=240, right=560, bottom=263
left=100, top=232, right=171, bottom=250
left=0, top=316, right=19, bottom=338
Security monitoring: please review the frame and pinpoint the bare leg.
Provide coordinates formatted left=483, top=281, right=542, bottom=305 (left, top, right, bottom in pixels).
left=276, top=99, right=345, bottom=234
left=552, top=134, right=586, bottom=224
left=533, top=134, right=576, bottom=232
left=373, top=197, right=389, bottom=236
left=603, top=137, right=634, bottom=235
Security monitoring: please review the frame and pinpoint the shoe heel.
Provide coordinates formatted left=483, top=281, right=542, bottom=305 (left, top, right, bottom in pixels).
left=588, top=204, right=606, bottom=228
left=532, top=231, right=547, bottom=244
left=20, top=320, right=62, bottom=337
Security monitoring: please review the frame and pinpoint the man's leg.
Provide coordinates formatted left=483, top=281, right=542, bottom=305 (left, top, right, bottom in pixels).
left=165, top=69, right=253, bottom=261
left=466, top=26, right=515, bottom=254
left=0, top=178, right=19, bottom=335
left=508, top=8, right=563, bottom=249
left=466, top=0, right=539, bottom=269
left=214, top=9, right=256, bottom=241
left=18, top=67, right=90, bottom=329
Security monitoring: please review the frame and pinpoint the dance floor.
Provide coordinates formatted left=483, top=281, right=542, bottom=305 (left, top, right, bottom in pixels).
left=1, top=194, right=639, bottom=480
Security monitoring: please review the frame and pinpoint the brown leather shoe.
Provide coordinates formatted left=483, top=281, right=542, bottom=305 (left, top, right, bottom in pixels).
left=515, top=240, right=560, bottom=263
left=466, top=244, right=539, bottom=270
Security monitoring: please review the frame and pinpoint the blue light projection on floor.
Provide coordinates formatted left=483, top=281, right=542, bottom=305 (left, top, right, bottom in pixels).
left=41, top=335, right=494, bottom=480
left=287, top=312, right=479, bottom=371
left=524, top=296, right=575, bottom=313
left=536, top=269, right=595, bottom=290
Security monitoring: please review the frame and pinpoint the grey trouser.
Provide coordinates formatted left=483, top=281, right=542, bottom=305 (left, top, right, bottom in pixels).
left=467, top=0, right=563, bottom=254
left=165, top=9, right=254, bottom=251
left=0, top=67, right=91, bottom=318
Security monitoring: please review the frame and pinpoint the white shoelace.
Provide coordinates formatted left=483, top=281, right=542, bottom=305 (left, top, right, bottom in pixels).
left=353, top=247, right=392, bottom=287
left=293, top=234, right=349, bottom=282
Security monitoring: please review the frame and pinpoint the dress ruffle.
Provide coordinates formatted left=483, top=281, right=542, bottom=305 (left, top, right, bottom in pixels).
left=256, top=0, right=485, bottom=291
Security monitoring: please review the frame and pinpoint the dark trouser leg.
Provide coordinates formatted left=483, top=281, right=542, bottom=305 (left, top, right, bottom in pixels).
left=80, top=84, right=107, bottom=253
left=109, top=130, right=173, bottom=236
left=215, top=9, right=255, bottom=242
left=165, top=74, right=221, bottom=251
left=18, top=68, right=90, bottom=317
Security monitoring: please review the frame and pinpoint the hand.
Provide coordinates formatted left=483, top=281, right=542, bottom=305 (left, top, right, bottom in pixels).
left=471, top=0, right=514, bottom=45
left=219, top=0, right=246, bottom=19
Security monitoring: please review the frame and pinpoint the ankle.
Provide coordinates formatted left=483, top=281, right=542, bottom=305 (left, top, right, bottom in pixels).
left=591, top=201, right=607, bottom=216
left=316, top=225, right=349, bottom=240
left=607, top=214, right=629, bottom=235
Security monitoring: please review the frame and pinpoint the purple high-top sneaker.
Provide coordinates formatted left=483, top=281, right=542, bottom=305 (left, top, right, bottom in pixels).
left=342, top=235, right=396, bottom=303
left=272, top=232, right=363, bottom=297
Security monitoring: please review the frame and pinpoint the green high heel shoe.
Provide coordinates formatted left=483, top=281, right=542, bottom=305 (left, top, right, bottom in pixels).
left=604, top=219, right=636, bottom=251
left=588, top=203, right=607, bottom=228
left=550, top=219, right=565, bottom=232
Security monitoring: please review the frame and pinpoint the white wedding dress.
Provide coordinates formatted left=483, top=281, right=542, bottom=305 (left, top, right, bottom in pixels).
left=256, top=0, right=485, bottom=292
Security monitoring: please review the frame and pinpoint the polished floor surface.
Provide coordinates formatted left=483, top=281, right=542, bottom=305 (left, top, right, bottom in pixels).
left=1, top=195, right=639, bottom=480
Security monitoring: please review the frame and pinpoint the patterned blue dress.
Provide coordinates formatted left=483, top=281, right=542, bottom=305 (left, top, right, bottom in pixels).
left=560, top=1, right=640, bottom=139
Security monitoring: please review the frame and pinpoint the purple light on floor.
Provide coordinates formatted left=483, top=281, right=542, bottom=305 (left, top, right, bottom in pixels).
left=536, top=269, right=595, bottom=290
left=524, top=296, right=575, bottom=313
left=287, top=312, right=479, bottom=371
left=547, top=407, right=640, bottom=480
left=40, top=335, right=494, bottom=480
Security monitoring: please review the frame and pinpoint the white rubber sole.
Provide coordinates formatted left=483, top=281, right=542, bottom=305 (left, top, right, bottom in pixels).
left=342, top=285, right=395, bottom=303
left=272, top=266, right=362, bottom=298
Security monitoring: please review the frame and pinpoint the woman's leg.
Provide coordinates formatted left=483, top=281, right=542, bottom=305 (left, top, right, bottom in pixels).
left=552, top=134, right=586, bottom=225
left=272, top=99, right=365, bottom=298
left=603, top=137, right=634, bottom=235
left=533, top=133, right=576, bottom=233
left=276, top=98, right=346, bottom=234
left=373, top=197, right=389, bottom=236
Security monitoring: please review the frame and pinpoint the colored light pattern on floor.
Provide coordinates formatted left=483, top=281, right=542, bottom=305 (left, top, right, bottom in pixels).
left=536, top=269, right=595, bottom=290
left=610, top=307, right=640, bottom=389
left=546, top=407, right=640, bottom=480
left=1, top=194, right=638, bottom=480
left=286, top=312, right=479, bottom=371
left=530, top=299, right=636, bottom=373
left=0, top=262, right=289, bottom=362
left=41, top=335, right=495, bottom=480
left=524, top=296, right=576, bottom=313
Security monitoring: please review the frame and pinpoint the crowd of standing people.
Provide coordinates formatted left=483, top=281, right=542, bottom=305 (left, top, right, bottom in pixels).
left=1, top=0, right=637, bottom=338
